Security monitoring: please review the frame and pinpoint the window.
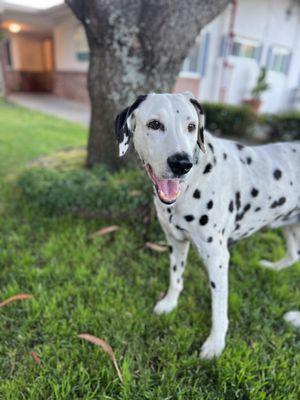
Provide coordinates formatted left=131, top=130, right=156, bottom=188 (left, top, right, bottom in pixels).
left=181, top=33, right=210, bottom=77
left=74, top=25, right=89, bottom=61
left=267, top=46, right=292, bottom=74
left=230, top=36, right=261, bottom=60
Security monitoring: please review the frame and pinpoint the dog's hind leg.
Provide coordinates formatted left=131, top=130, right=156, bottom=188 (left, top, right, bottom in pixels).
left=260, top=224, right=300, bottom=271
left=154, top=236, right=190, bottom=315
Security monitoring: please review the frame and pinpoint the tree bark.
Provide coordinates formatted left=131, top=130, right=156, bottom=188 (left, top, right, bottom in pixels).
left=66, top=0, right=230, bottom=168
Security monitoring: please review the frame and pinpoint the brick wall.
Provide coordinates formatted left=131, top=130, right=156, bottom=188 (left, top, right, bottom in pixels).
left=52, top=71, right=89, bottom=102
left=4, top=71, right=53, bottom=93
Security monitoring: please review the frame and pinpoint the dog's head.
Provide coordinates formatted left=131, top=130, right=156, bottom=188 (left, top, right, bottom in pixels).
left=115, top=93, right=205, bottom=205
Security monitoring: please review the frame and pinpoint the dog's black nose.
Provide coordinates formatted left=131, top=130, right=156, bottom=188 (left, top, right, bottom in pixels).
left=167, top=153, right=193, bottom=176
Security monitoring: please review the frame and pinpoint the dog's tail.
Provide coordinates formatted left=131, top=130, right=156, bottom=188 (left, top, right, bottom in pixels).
left=284, top=311, right=300, bottom=327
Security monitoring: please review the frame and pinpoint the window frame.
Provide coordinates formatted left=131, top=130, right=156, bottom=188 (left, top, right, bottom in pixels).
left=267, top=45, right=292, bottom=75
left=228, top=35, right=262, bottom=61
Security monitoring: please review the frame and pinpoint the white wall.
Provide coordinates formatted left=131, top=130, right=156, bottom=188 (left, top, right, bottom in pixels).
left=198, top=0, right=300, bottom=113
left=53, top=14, right=88, bottom=72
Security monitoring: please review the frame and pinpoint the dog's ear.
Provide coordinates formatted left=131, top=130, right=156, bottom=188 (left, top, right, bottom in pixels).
left=190, top=98, right=206, bottom=154
left=114, top=95, right=147, bottom=157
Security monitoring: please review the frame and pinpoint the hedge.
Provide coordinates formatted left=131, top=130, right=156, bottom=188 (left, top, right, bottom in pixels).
left=16, top=166, right=153, bottom=219
left=261, top=112, right=300, bottom=142
left=202, top=102, right=258, bottom=139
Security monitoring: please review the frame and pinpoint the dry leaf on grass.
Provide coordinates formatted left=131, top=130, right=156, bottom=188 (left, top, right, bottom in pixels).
left=145, top=242, right=168, bottom=252
left=0, top=294, right=33, bottom=308
left=129, top=190, right=142, bottom=197
left=78, top=333, right=123, bottom=383
left=30, top=351, right=41, bottom=365
left=89, top=225, right=119, bottom=238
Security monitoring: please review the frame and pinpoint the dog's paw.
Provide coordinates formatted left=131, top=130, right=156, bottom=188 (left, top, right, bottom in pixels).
left=200, top=335, right=225, bottom=360
left=153, top=296, right=177, bottom=315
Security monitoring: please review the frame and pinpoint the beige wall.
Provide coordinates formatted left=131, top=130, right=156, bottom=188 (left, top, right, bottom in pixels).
left=53, top=15, right=88, bottom=72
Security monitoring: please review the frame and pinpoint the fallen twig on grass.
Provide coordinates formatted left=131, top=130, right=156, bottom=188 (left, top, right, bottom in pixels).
left=30, top=351, right=41, bottom=365
left=89, top=225, right=119, bottom=238
left=78, top=333, right=124, bottom=383
left=0, top=294, right=33, bottom=308
left=145, top=242, right=168, bottom=252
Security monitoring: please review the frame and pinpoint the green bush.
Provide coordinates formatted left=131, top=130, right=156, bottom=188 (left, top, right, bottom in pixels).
left=202, top=102, right=258, bottom=139
left=16, top=166, right=153, bottom=219
left=261, top=112, right=300, bottom=142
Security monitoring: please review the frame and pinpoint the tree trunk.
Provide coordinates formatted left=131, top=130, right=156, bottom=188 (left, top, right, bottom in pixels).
left=66, top=0, right=230, bottom=168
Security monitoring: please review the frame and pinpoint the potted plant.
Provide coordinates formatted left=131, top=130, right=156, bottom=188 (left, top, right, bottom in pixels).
left=244, top=67, right=270, bottom=112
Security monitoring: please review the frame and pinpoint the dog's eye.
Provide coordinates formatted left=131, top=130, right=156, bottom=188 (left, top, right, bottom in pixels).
left=188, top=123, right=196, bottom=132
left=147, top=120, right=164, bottom=131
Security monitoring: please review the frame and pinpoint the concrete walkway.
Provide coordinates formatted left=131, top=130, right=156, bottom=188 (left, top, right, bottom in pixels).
left=8, top=93, right=90, bottom=127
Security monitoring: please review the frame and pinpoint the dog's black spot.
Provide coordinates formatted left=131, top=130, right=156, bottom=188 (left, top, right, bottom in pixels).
left=176, top=110, right=179, bottom=114
left=235, top=192, right=241, bottom=210
left=184, top=215, right=194, bottom=222
left=244, top=203, right=251, bottom=212
left=236, top=203, right=251, bottom=222
left=270, top=197, right=286, bottom=208
left=208, top=143, right=214, bottom=153
left=169, top=245, right=173, bottom=253
left=223, top=153, right=228, bottom=160
left=274, top=169, right=282, bottom=180
left=222, top=228, right=225, bottom=235
left=203, top=163, right=213, bottom=174
left=236, top=213, right=243, bottom=222
left=213, top=156, right=217, bottom=165
left=219, top=265, right=222, bottom=269
left=177, top=278, right=181, bottom=284
left=193, top=189, right=201, bottom=199
left=235, top=223, right=240, bottom=230
left=292, top=148, right=296, bottom=153
left=251, top=188, right=259, bottom=197
left=181, top=261, right=184, bottom=267
left=229, top=200, right=234, bottom=212
left=167, top=208, right=172, bottom=214
left=211, top=281, right=216, bottom=289
left=207, top=236, right=213, bottom=243
left=236, top=144, right=245, bottom=150
left=213, top=223, right=217, bottom=228
left=176, top=225, right=184, bottom=231
left=169, top=215, right=173, bottom=223
left=207, top=200, right=214, bottom=210
left=290, top=181, right=293, bottom=186
left=173, top=265, right=177, bottom=271
left=246, top=157, right=252, bottom=164
left=199, top=215, right=209, bottom=225
left=240, top=158, right=246, bottom=165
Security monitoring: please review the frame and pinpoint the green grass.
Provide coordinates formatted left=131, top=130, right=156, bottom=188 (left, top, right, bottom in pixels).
left=0, top=100, right=299, bottom=399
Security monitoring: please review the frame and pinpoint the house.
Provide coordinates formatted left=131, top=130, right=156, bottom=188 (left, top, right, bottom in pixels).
left=1, top=0, right=300, bottom=113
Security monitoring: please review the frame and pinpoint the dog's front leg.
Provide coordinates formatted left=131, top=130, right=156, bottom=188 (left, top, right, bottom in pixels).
left=199, top=245, right=230, bottom=359
left=154, top=236, right=190, bottom=315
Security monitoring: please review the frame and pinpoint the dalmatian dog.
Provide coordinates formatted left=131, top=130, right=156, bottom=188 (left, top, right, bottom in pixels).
left=114, top=92, right=300, bottom=359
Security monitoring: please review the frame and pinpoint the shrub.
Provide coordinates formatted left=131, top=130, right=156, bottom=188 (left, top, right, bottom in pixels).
left=261, top=112, right=300, bottom=142
left=202, top=102, right=258, bottom=139
left=16, top=166, right=153, bottom=219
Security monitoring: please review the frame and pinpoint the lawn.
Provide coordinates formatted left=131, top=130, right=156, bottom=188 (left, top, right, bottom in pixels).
left=0, top=99, right=299, bottom=399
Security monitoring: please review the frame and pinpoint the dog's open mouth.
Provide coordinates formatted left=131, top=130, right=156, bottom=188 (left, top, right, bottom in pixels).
left=146, top=164, right=180, bottom=204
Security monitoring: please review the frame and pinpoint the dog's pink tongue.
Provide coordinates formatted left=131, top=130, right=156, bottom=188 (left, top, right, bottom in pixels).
left=157, top=179, right=180, bottom=202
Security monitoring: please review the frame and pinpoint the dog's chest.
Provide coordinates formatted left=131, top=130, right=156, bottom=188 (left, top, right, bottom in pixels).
left=155, top=183, right=218, bottom=242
